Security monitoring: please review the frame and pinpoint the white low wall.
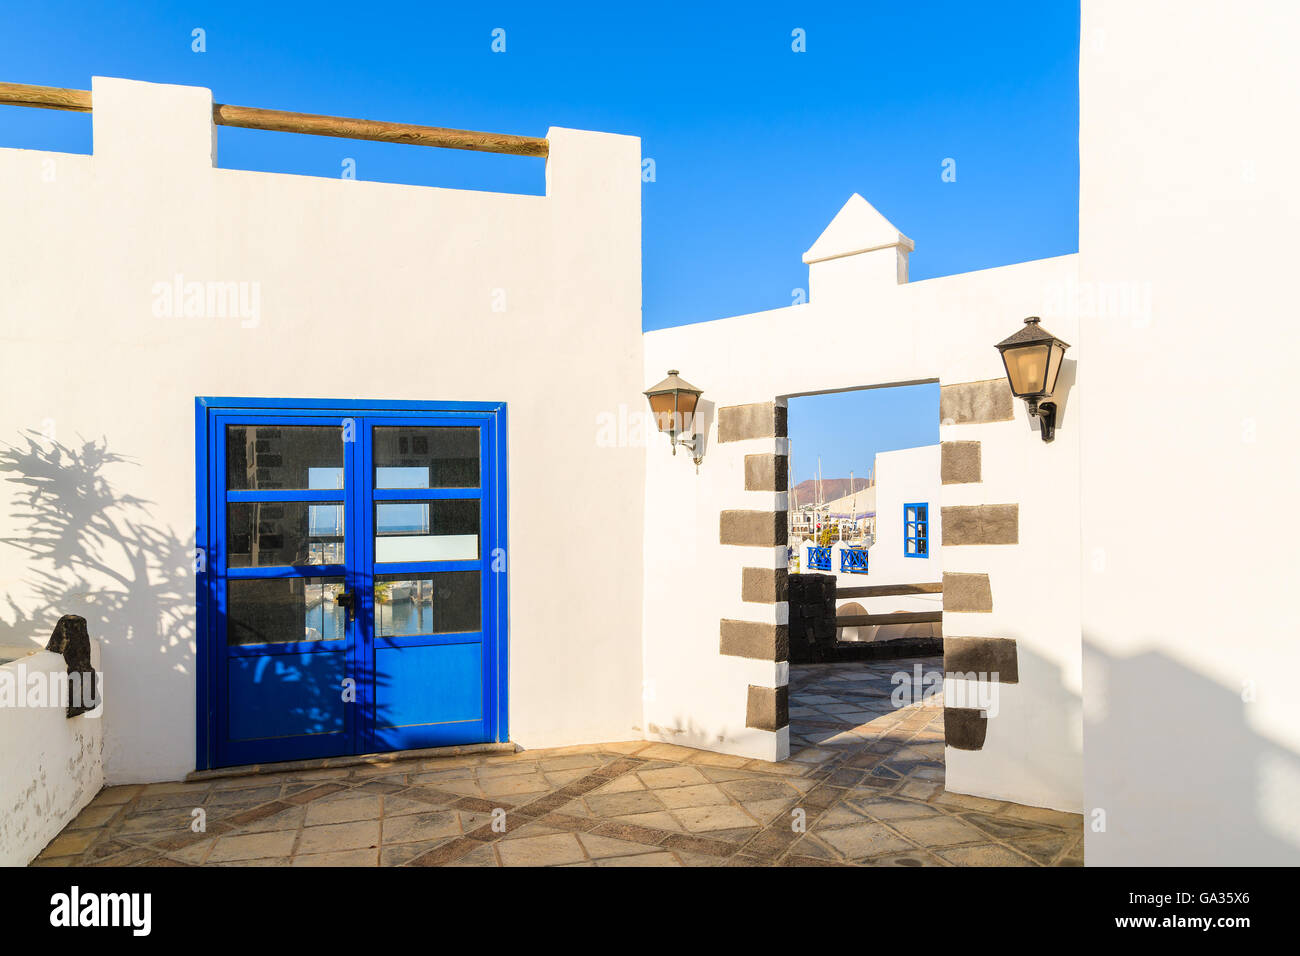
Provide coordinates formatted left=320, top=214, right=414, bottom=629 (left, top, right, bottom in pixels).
left=836, top=591, right=942, bottom=643
left=0, top=642, right=104, bottom=866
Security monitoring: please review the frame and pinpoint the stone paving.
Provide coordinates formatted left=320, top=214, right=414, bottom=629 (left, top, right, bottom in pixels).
left=34, top=658, right=1083, bottom=867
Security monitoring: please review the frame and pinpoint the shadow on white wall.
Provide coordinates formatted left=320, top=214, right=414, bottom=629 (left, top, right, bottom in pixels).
left=0, top=432, right=195, bottom=777
left=1083, top=639, right=1300, bottom=865
left=0, top=432, right=192, bottom=651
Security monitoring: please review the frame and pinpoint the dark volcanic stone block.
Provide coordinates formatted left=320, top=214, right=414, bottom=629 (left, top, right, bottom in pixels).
left=941, top=441, right=982, bottom=484
left=943, top=572, right=993, bottom=612
left=745, top=685, right=790, bottom=732
left=944, top=707, right=989, bottom=750
left=941, top=505, right=1019, bottom=546
left=945, top=636, right=1019, bottom=683
left=940, top=379, right=1013, bottom=425
left=46, top=614, right=100, bottom=718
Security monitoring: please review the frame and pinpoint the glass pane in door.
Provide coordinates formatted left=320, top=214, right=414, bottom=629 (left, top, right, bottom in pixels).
left=374, top=499, right=479, bottom=562
left=373, top=426, right=479, bottom=488
left=375, top=571, right=481, bottom=635
left=227, top=501, right=345, bottom=566
left=227, top=576, right=346, bottom=645
left=226, top=425, right=344, bottom=490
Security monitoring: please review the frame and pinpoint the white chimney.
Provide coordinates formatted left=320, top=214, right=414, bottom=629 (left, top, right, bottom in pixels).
left=802, top=193, right=913, bottom=303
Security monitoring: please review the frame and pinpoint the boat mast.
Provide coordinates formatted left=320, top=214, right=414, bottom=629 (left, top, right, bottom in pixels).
left=789, top=439, right=797, bottom=534
left=849, top=469, right=855, bottom=541
left=816, top=457, right=823, bottom=539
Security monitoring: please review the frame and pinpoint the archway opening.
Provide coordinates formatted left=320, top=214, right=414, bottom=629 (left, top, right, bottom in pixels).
left=782, top=382, right=946, bottom=797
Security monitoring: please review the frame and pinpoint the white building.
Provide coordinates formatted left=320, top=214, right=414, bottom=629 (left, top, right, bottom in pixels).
left=864, top=445, right=940, bottom=585
left=826, top=445, right=943, bottom=642
left=789, top=444, right=940, bottom=590
left=820, top=485, right=876, bottom=539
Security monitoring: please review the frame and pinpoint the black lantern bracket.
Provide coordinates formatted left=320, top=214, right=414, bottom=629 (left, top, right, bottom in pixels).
left=1024, top=396, right=1059, bottom=442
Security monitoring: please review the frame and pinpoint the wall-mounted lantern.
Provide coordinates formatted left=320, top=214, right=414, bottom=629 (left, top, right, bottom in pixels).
left=995, top=317, right=1070, bottom=442
left=644, top=369, right=703, bottom=464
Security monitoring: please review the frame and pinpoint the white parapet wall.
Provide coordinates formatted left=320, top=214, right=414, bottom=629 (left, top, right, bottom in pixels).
left=0, top=77, right=647, bottom=783
left=0, top=642, right=104, bottom=866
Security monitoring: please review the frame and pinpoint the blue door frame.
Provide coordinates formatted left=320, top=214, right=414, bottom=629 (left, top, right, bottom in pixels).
left=195, top=398, right=508, bottom=771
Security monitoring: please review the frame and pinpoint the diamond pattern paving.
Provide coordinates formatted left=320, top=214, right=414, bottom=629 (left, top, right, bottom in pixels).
left=32, top=659, right=1082, bottom=867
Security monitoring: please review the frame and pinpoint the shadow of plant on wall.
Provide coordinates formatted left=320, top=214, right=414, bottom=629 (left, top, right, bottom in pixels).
left=1, top=431, right=386, bottom=765
left=0, top=432, right=193, bottom=666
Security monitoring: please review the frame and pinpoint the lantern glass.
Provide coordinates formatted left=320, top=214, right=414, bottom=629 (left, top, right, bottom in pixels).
left=674, top=388, right=700, bottom=430
left=647, top=391, right=679, bottom=433
left=1044, top=342, right=1065, bottom=395
left=1001, top=342, right=1052, bottom=397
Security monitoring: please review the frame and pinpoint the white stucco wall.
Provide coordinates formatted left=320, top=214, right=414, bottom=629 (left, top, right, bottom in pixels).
left=832, top=445, right=943, bottom=639
left=0, top=643, right=104, bottom=866
left=940, top=364, right=1083, bottom=812
left=642, top=195, right=1084, bottom=809
left=0, top=77, right=647, bottom=783
left=868, top=444, right=942, bottom=586
left=1079, top=0, right=1300, bottom=863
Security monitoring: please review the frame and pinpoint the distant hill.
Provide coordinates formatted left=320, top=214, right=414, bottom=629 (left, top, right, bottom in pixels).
left=790, top=476, right=872, bottom=505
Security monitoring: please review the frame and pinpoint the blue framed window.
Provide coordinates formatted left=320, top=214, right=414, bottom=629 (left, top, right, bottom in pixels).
left=904, top=502, right=929, bottom=558
left=807, top=546, right=831, bottom=571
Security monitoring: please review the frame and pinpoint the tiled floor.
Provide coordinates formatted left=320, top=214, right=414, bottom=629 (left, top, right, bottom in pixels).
left=34, top=658, right=1082, bottom=867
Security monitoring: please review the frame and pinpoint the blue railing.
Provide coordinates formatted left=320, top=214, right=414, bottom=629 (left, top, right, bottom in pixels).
left=807, top=546, right=831, bottom=571
left=841, top=547, right=869, bottom=574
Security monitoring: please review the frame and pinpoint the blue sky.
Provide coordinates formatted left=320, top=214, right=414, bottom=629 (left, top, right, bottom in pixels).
left=0, top=1, right=1079, bottom=481
left=788, top=385, right=940, bottom=492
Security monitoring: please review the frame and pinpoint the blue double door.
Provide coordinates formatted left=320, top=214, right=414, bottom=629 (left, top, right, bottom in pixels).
left=199, top=402, right=506, bottom=769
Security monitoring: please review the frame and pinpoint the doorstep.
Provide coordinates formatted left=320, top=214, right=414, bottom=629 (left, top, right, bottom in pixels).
left=185, top=741, right=519, bottom=783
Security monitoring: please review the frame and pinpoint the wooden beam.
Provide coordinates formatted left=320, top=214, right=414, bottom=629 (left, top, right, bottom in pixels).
left=835, top=611, right=943, bottom=628
left=0, top=82, right=549, bottom=157
left=211, top=103, right=549, bottom=157
left=836, top=582, right=943, bottom=599
left=0, top=82, right=91, bottom=112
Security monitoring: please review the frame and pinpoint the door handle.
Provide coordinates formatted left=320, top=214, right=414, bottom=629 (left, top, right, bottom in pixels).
left=336, top=590, right=355, bottom=622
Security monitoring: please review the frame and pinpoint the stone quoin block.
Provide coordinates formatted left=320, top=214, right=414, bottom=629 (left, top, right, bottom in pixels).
left=942, top=572, right=993, bottom=612
left=941, top=441, right=982, bottom=484
left=940, top=379, right=1014, bottom=425
left=742, top=567, right=789, bottom=603
left=720, top=510, right=787, bottom=547
left=944, top=707, right=989, bottom=751
left=745, top=684, right=790, bottom=732
left=720, top=620, right=790, bottom=662
left=941, top=504, right=1019, bottom=546
left=718, top=402, right=788, bottom=443
left=744, top=453, right=788, bottom=492
left=944, top=637, right=1019, bottom=684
